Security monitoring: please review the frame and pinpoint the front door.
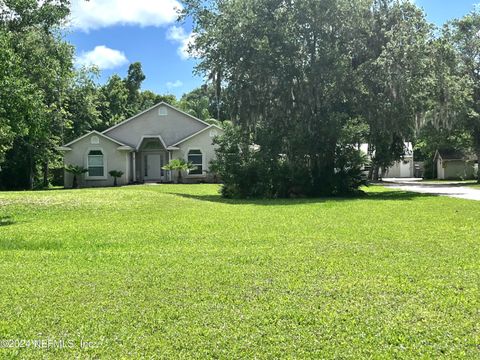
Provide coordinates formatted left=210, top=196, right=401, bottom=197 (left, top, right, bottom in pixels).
left=145, top=154, right=161, bottom=180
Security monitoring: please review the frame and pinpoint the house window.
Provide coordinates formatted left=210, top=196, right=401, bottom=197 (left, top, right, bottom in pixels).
left=90, top=136, right=100, bottom=144
left=158, top=107, right=168, bottom=116
left=188, top=149, right=203, bottom=175
left=88, top=150, right=104, bottom=177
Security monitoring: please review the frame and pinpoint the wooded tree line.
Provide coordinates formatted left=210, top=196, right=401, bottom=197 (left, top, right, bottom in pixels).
left=0, top=0, right=479, bottom=194
left=0, top=0, right=223, bottom=190
left=184, top=0, right=480, bottom=197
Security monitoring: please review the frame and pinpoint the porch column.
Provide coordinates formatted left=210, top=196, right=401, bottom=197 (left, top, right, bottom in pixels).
left=132, top=152, right=136, bottom=182
left=168, top=151, right=172, bottom=182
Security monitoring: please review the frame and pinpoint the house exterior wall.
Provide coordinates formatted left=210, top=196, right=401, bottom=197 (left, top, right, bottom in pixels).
left=439, top=160, right=475, bottom=180
left=104, top=105, right=207, bottom=147
left=171, top=127, right=224, bottom=183
left=436, top=158, right=445, bottom=179
left=63, top=133, right=129, bottom=188
left=385, top=158, right=414, bottom=178
left=360, top=142, right=414, bottom=178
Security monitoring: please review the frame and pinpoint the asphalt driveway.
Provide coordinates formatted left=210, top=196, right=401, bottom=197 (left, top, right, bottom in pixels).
left=382, top=178, right=480, bottom=201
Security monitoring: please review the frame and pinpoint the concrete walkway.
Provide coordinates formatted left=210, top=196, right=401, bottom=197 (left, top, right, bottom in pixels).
left=382, top=178, right=480, bottom=201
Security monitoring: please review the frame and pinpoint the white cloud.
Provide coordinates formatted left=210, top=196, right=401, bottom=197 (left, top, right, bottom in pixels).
left=166, top=80, right=183, bottom=88
left=166, top=26, right=197, bottom=60
left=166, top=25, right=188, bottom=42
left=75, top=45, right=128, bottom=70
left=70, top=0, right=182, bottom=31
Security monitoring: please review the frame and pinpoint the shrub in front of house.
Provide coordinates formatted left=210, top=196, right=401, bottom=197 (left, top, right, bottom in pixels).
left=210, top=124, right=367, bottom=198
left=109, top=170, right=124, bottom=186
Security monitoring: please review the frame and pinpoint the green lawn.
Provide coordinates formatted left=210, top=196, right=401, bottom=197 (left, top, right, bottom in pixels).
left=0, top=185, right=479, bottom=358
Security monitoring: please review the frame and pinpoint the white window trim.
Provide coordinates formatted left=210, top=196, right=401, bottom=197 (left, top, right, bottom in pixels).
left=85, top=147, right=108, bottom=180
left=186, top=148, right=205, bottom=177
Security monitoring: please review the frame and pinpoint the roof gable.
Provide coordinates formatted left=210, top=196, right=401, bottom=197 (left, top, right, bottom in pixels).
left=172, top=125, right=224, bottom=147
left=435, top=149, right=466, bottom=161
left=63, top=130, right=128, bottom=148
left=135, top=135, right=167, bottom=151
left=102, top=102, right=209, bottom=134
left=102, top=102, right=209, bottom=147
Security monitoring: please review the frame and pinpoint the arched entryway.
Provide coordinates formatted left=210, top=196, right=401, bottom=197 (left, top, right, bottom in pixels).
left=136, top=137, right=169, bottom=182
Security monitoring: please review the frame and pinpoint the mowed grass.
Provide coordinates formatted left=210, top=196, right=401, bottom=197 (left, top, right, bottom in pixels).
left=0, top=185, right=479, bottom=359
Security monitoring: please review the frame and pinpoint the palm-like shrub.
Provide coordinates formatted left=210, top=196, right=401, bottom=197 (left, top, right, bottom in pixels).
left=65, top=165, right=88, bottom=189
left=162, top=159, right=197, bottom=183
left=109, top=170, right=124, bottom=186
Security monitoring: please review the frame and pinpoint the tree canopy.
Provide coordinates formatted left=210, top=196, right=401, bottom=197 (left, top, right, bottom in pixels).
left=183, top=0, right=444, bottom=196
left=0, top=0, right=479, bottom=190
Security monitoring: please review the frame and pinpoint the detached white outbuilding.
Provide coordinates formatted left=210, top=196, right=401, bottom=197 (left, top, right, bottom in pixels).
left=434, top=150, right=476, bottom=180
left=360, top=142, right=415, bottom=178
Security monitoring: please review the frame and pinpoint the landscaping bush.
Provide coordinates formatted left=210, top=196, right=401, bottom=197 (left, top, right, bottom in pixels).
left=211, top=124, right=367, bottom=198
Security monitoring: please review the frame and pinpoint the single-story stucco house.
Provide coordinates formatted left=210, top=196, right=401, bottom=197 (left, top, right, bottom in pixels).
left=58, top=102, right=224, bottom=188
left=434, top=149, right=476, bottom=180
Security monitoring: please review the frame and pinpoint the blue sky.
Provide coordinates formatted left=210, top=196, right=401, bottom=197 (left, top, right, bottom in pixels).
left=66, top=0, right=479, bottom=99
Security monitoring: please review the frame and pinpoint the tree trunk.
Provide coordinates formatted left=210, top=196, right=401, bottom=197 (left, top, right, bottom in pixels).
left=28, top=147, right=34, bottom=190
left=475, top=144, right=480, bottom=184
left=380, top=167, right=386, bottom=179
left=72, top=174, right=78, bottom=189
left=113, top=177, right=118, bottom=186
left=474, top=129, right=480, bottom=184
left=368, top=166, right=374, bottom=181
left=372, top=165, right=380, bottom=181
left=476, top=150, right=480, bottom=184
left=177, top=170, right=183, bottom=184
left=43, top=160, right=49, bottom=188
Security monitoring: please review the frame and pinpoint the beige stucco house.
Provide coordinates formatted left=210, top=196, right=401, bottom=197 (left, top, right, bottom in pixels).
left=59, top=102, right=224, bottom=187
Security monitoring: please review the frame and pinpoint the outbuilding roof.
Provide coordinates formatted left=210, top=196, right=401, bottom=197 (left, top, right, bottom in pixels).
left=434, top=149, right=476, bottom=161
left=438, top=149, right=465, bottom=160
